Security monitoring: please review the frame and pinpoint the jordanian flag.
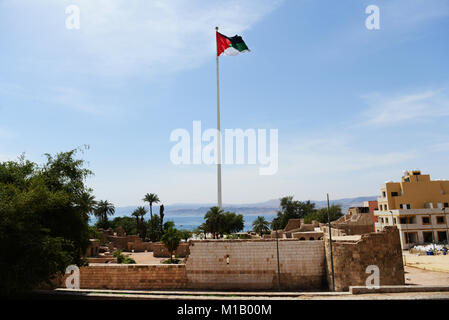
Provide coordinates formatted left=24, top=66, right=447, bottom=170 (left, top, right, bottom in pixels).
left=216, top=32, right=250, bottom=56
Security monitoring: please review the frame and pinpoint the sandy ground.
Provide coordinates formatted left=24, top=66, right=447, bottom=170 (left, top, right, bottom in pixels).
left=404, top=266, right=449, bottom=286
left=403, top=251, right=449, bottom=273
left=124, top=252, right=168, bottom=264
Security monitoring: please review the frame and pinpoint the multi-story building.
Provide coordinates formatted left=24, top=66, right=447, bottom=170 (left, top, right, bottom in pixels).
left=374, top=170, right=449, bottom=249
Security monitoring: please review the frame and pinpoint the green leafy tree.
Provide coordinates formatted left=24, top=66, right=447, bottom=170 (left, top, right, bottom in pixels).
left=159, top=204, right=165, bottom=234
left=203, top=207, right=244, bottom=239
left=221, top=212, right=244, bottom=236
left=271, top=196, right=316, bottom=230
left=94, top=200, right=115, bottom=229
left=304, top=205, right=343, bottom=224
left=109, top=217, right=138, bottom=236
left=252, top=216, right=270, bottom=236
left=143, top=193, right=160, bottom=220
left=193, top=224, right=207, bottom=239
left=163, top=220, right=175, bottom=231
left=161, top=227, right=181, bottom=263
left=147, top=215, right=162, bottom=242
left=179, top=229, right=192, bottom=242
left=0, top=149, right=92, bottom=296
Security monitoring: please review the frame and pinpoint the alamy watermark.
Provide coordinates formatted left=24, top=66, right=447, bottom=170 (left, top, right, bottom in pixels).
left=365, top=265, right=380, bottom=289
left=65, top=5, right=80, bottom=30
left=365, top=5, right=380, bottom=30
left=169, top=121, right=278, bottom=175
left=65, top=265, right=80, bottom=289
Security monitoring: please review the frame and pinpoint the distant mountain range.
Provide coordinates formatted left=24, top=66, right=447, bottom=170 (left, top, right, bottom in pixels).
left=113, top=196, right=378, bottom=218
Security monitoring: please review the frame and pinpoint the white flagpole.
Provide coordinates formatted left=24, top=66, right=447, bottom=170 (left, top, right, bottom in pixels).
left=216, top=26, right=223, bottom=209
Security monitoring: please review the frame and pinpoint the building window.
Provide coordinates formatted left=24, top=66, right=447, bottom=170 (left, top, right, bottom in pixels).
left=422, top=217, right=431, bottom=225
left=380, top=218, right=384, bottom=223
left=406, top=204, right=411, bottom=209
left=444, top=203, right=449, bottom=208
left=382, top=191, right=386, bottom=198
left=384, top=204, right=388, bottom=210
left=437, top=231, right=447, bottom=243
left=404, top=232, right=417, bottom=244
left=391, top=192, right=399, bottom=197
left=437, top=216, right=445, bottom=224
left=423, top=231, right=434, bottom=243
left=385, top=218, right=389, bottom=224
left=393, top=218, right=397, bottom=224
left=400, top=217, right=407, bottom=224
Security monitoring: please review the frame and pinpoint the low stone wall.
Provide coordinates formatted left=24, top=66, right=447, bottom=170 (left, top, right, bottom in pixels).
left=87, top=257, right=117, bottom=264
left=152, top=242, right=190, bottom=258
left=325, top=227, right=404, bottom=291
left=185, top=239, right=327, bottom=290
left=127, top=241, right=153, bottom=252
left=291, top=232, right=324, bottom=240
left=107, top=235, right=141, bottom=251
left=64, top=265, right=187, bottom=290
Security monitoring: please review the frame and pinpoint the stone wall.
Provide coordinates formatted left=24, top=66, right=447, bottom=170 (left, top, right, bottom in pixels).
left=56, top=229, right=404, bottom=292
left=127, top=241, right=153, bottom=252
left=185, top=239, right=327, bottom=290
left=152, top=242, right=190, bottom=258
left=291, top=231, right=324, bottom=240
left=87, top=257, right=117, bottom=264
left=64, top=265, right=187, bottom=290
left=85, top=239, right=100, bottom=257
left=325, top=226, right=405, bottom=291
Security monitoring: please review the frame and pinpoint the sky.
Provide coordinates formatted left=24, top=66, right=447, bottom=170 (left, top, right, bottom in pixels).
left=1, top=0, right=449, bottom=206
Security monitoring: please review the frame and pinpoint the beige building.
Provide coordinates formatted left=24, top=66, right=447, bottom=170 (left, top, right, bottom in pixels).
left=374, top=170, right=449, bottom=248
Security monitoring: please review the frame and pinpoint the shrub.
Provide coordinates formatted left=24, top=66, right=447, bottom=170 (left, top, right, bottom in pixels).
left=113, top=249, right=136, bottom=264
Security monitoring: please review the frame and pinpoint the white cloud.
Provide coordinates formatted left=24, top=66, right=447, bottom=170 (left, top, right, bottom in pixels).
left=3, top=0, right=282, bottom=76
left=360, top=90, right=449, bottom=126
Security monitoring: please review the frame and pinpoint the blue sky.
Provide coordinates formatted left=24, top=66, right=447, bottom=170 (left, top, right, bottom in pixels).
left=1, top=0, right=449, bottom=206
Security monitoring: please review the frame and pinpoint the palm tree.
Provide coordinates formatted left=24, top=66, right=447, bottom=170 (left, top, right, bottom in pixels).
left=252, top=216, right=270, bottom=236
left=132, top=206, right=148, bottom=237
left=143, top=193, right=160, bottom=220
left=78, top=192, right=97, bottom=221
left=204, top=206, right=224, bottom=239
left=94, top=200, right=115, bottom=229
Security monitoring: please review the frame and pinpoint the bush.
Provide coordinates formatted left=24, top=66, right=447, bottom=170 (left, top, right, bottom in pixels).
left=113, top=249, right=136, bottom=264
left=161, top=258, right=181, bottom=264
